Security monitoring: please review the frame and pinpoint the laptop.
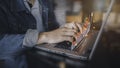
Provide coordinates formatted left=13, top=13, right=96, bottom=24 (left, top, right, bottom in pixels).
left=35, top=15, right=99, bottom=61
left=33, top=0, right=114, bottom=61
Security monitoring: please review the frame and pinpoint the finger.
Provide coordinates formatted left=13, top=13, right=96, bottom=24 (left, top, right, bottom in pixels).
left=63, top=28, right=77, bottom=33
left=62, top=31, right=75, bottom=36
left=63, top=36, right=73, bottom=42
left=64, top=22, right=77, bottom=29
left=75, top=23, right=83, bottom=33
left=74, top=23, right=80, bottom=32
left=60, top=27, right=67, bottom=32
left=71, top=22, right=77, bottom=29
left=72, top=36, right=76, bottom=42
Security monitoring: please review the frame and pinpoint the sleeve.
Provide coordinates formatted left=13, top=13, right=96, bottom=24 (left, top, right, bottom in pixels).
left=0, top=3, right=39, bottom=49
left=23, top=29, right=39, bottom=47
left=0, top=30, right=39, bottom=55
left=0, top=34, right=25, bottom=56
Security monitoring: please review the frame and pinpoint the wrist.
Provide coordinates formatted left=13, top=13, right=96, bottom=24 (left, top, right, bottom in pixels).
left=37, top=32, right=48, bottom=44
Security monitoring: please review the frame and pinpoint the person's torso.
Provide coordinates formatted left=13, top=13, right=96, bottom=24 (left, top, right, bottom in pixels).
left=0, top=0, right=59, bottom=34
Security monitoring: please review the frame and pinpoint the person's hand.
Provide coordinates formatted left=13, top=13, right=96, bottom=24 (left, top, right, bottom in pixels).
left=37, top=27, right=77, bottom=44
left=62, top=22, right=83, bottom=33
left=63, top=22, right=83, bottom=38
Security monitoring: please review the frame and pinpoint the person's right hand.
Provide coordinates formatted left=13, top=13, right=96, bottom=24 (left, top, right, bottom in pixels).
left=62, top=22, right=83, bottom=34
left=37, top=27, right=77, bottom=44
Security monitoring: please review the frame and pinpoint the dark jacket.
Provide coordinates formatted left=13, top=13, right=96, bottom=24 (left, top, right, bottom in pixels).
left=0, top=0, right=59, bottom=34
left=0, top=0, right=59, bottom=68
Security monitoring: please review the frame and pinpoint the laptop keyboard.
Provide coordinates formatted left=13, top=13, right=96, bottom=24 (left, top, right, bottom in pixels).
left=55, top=41, right=72, bottom=50
left=55, top=18, right=91, bottom=50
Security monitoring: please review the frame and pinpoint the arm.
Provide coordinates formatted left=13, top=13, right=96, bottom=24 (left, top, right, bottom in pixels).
left=0, top=34, right=25, bottom=54
left=0, top=1, right=80, bottom=49
left=0, top=3, right=38, bottom=48
left=0, top=7, right=76, bottom=49
left=0, top=4, right=26, bottom=50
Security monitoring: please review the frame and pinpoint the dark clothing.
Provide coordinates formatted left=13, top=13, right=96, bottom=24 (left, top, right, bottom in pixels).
left=0, top=0, right=59, bottom=34
left=0, top=0, right=59, bottom=68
